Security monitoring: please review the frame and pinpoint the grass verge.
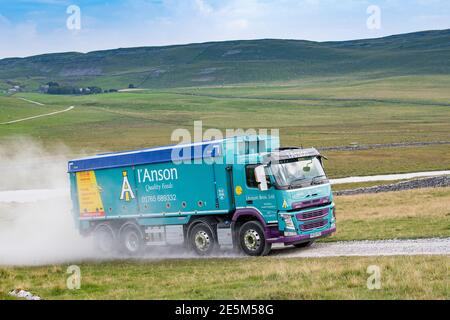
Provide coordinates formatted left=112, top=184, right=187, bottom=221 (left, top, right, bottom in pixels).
left=0, top=255, right=448, bottom=299
left=326, top=187, right=450, bottom=241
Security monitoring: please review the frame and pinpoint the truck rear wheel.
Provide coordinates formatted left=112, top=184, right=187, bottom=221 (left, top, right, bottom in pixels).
left=239, top=221, right=271, bottom=256
left=189, top=221, right=216, bottom=256
left=93, top=224, right=117, bottom=255
left=119, top=223, right=144, bottom=256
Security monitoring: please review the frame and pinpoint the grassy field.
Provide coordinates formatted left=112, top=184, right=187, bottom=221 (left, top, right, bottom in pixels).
left=0, top=75, right=449, bottom=178
left=1, top=187, right=448, bottom=300
left=1, top=255, right=448, bottom=299
left=1, top=75, right=449, bottom=300
left=328, top=187, right=450, bottom=241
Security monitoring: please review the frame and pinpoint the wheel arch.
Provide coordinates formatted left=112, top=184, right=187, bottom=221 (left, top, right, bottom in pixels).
left=231, top=208, right=267, bottom=247
left=232, top=208, right=266, bottom=226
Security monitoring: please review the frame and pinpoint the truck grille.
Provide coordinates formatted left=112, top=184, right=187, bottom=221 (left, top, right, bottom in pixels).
left=300, top=219, right=328, bottom=231
left=295, top=208, right=328, bottom=221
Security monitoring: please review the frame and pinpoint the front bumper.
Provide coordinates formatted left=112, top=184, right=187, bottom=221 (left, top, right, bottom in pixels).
left=266, top=225, right=336, bottom=244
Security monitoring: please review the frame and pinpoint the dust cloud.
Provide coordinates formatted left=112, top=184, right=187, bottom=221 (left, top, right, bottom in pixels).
left=0, top=138, right=242, bottom=266
left=0, top=137, right=96, bottom=265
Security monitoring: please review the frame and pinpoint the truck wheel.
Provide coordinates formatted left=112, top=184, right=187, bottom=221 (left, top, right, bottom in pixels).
left=293, top=240, right=314, bottom=248
left=120, top=224, right=144, bottom=256
left=189, top=222, right=216, bottom=256
left=239, top=221, right=271, bottom=256
left=93, top=224, right=116, bottom=255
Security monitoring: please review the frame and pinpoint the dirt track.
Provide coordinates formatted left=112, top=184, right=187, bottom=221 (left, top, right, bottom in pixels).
left=0, top=106, right=75, bottom=125
left=270, top=238, right=450, bottom=258
left=133, top=238, right=450, bottom=259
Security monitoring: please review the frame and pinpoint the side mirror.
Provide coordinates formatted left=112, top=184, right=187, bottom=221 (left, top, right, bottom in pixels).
left=254, top=165, right=268, bottom=191
left=319, top=155, right=327, bottom=168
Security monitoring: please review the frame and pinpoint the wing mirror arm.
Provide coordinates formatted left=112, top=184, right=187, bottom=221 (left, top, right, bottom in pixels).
left=318, top=155, right=328, bottom=168
left=254, top=165, right=269, bottom=191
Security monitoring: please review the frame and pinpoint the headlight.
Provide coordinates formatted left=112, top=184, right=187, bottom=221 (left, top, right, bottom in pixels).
left=281, top=214, right=295, bottom=229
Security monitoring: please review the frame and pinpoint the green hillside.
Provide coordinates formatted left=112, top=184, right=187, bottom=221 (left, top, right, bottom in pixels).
left=0, top=29, right=449, bottom=90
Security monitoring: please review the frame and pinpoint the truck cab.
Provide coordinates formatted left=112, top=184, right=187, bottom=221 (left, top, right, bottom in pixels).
left=228, top=145, right=336, bottom=255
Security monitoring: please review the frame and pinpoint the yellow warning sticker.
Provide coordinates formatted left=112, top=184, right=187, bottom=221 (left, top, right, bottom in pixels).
left=76, top=171, right=105, bottom=218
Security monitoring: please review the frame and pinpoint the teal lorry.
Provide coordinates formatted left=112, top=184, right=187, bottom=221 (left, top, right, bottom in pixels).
left=68, top=135, right=336, bottom=256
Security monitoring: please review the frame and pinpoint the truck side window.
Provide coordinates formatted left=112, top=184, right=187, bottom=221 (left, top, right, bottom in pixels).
left=245, top=164, right=259, bottom=188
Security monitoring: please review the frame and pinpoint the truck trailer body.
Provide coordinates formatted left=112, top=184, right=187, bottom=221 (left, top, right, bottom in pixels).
left=68, top=135, right=336, bottom=256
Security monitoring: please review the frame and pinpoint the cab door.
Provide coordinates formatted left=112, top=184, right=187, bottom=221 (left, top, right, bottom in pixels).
left=233, top=164, right=278, bottom=223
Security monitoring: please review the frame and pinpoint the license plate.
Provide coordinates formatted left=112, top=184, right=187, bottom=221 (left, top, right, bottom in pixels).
left=310, top=231, right=322, bottom=238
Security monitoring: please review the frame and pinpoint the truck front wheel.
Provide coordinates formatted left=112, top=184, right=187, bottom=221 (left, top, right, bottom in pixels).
left=239, top=221, right=271, bottom=256
left=189, top=221, right=216, bottom=256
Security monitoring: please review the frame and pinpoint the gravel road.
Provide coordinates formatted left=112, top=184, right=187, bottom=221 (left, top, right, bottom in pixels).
left=1, top=237, right=448, bottom=265
left=0, top=106, right=75, bottom=125
left=131, top=238, right=450, bottom=259
left=271, top=238, right=450, bottom=258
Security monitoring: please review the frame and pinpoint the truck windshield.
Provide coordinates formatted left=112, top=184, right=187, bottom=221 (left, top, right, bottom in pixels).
left=270, top=157, right=327, bottom=189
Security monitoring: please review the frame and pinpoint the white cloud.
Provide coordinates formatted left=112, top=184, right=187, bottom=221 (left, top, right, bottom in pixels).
left=195, top=0, right=213, bottom=15
left=227, top=18, right=249, bottom=30
left=416, top=0, right=444, bottom=5
left=0, top=14, right=11, bottom=27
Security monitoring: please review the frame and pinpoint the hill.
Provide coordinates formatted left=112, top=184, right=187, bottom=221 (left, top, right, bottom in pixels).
left=0, top=29, right=449, bottom=90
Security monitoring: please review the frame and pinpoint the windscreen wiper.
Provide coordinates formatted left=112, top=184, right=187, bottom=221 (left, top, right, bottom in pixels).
left=311, top=175, right=328, bottom=185
left=288, top=177, right=307, bottom=189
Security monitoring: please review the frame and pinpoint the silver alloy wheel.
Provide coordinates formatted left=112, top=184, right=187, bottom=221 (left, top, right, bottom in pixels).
left=125, top=230, right=140, bottom=252
left=244, top=229, right=261, bottom=251
left=194, top=230, right=211, bottom=252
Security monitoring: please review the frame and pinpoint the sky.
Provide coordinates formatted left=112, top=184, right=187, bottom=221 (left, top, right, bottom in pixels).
left=0, top=0, right=449, bottom=58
